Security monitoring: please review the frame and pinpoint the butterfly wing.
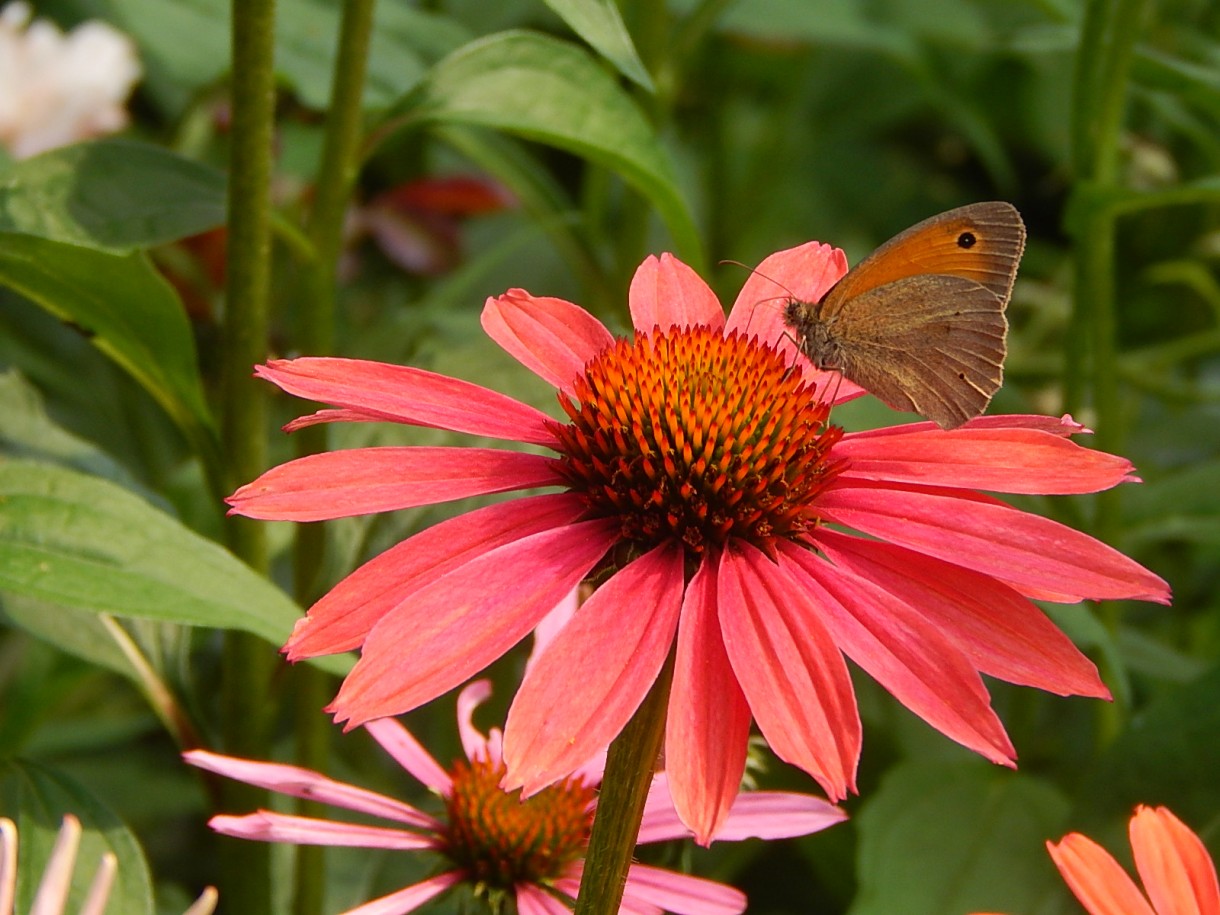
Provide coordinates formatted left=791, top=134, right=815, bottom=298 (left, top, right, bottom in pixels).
left=821, top=201, right=1025, bottom=315
left=831, top=274, right=1008, bottom=429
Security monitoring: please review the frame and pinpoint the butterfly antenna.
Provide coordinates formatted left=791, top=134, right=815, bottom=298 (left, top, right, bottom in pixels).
left=720, top=259, right=800, bottom=338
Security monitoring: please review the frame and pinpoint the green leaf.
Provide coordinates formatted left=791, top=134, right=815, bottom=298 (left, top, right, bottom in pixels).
left=0, top=460, right=347, bottom=675
left=542, top=0, right=655, bottom=90
left=401, top=30, right=702, bottom=267
left=851, top=762, right=1068, bottom=915
left=109, top=0, right=469, bottom=110
left=0, top=234, right=217, bottom=466
left=0, top=140, right=226, bottom=252
left=0, top=759, right=154, bottom=915
left=1076, top=663, right=1220, bottom=833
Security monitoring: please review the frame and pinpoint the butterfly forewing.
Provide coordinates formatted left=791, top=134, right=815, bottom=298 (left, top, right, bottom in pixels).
left=820, top=201, right=1025, bottom=315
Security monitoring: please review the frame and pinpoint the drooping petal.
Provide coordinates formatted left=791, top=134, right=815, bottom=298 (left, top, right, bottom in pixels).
left=526, top=586, right=581, bottom=676
left=834, top=426, right=1138, bottom=494
left=717, top=543, right=860, bottom=801
left=709, top=792, right=847, bottom=841
left=287, top=493, right=587, bottom=659
left=254, top=357, right=557, bottom=447
left=208, top=813, right=435, bottom=851
left=503, top=543, right=685, bottom=795
left=815, top=530, right=1108, bottom=697
left=227, top=447, right=561, bottom=521
left=482, top=289, right=614, bottom=396
left=329, top=519, right=618, bottom=728
left=780, top=543, right=1017, bottom=766
left=1129, top=806, right=1220, bottom=915
left=1048, top=832, right=1157, bottom=915
left=363, top=718, right=452, bottom=797
left=515, top=883, right=576, bottom=915
left=622, top=862, right=746, bottom=915
left=457, top=680, right=494, bottom=762
left=183, top=750, right=437, bottom=829
left=337, top=872, right=463, bottom=915
left=637, top=778, right=845, bottom=845
left=666, top=554, right=751, bottom=845
left=816, top=480, right=1171, bottom=603
left=628, top=254, right=726, bottom=333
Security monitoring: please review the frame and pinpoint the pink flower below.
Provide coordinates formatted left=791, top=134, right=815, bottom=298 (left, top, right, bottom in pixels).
left=185, top=681, right=845, bottom=915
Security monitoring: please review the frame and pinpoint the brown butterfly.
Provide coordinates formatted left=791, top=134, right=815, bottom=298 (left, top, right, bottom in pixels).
left=784, top=201, right=1026, bottom=429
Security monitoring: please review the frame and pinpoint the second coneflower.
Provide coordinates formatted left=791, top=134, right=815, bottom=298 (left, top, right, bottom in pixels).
left=229, top=242, right=1169, bottom=842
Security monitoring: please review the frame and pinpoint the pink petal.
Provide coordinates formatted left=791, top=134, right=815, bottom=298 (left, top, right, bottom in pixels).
left=834, top=426, right=1137, bottom=494
left=623, top=862, right=746, bottom=915
left=527, top=586, right=581, bottom=675
left=183, top=750, right=437, bottom=829
left=339, top=872, right=463, bottom=915
left=711, top=791, right=847, bottom=841
left=816, top=481, right=1171, bottom=603
left=716, top=543, right=860, bottom=801
left=1048, top=833, right=1157, bottom=915
left=287, top=493, right=587, bottom=658
left=1130, top=806, right=1220, bottom=915
left=482, top=289, right=614, bottom=396
left=666, top=555, right=751, bottom=845
left=846, top=413, right=1090, bottom=439
left=254, top=357, right=557, bottom=447
left=329, top=518, right=618, bottom=728
left=515, top=884, right=576, bottom=915
left=781, top=543, right=1017, bottom=766
left=815, top=529, right=1109, bottom=697
left=227, top=447, right=561, bottom=521
left=363, top=718, right=452, bottom=796
left=457, top=680, right=494, bottom=762
left=628, top=254, right=726, bottom=333
left=503, top=544, right=685, bottom=795
left=208, top=812, right=435, bottom=850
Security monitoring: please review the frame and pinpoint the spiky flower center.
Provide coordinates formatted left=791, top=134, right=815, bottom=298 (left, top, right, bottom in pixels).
left=442, top=755, right=595, bottom=891
left=552, top=326, right=842, bottom=561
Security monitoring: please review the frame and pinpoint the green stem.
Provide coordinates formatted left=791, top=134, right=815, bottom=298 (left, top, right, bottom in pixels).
left=573, top=655, right=673, bottom=915
left=219, top=0, right=279, bottom=909
left=290, top=4, right=377, bottom=913
left=1067, top=0, right=1151, bottom=745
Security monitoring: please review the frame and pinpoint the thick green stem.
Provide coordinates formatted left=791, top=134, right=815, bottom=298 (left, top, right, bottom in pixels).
left=573, top=655, right=673, bottom=915
left=219, top=0, right=278, bottom=909
left=290, top=4, right=377, bottom=913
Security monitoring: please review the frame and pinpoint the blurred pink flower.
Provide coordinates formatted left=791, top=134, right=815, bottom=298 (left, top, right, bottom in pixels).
left=0, top=2, right=141, bottom=159
left=975, top=805, right=1219, bottom=915
left=185, top=680, right=844, bottom=915
left=228, top=242, right=1169, bottom=841
left=0, top=815, right=216, bottom=915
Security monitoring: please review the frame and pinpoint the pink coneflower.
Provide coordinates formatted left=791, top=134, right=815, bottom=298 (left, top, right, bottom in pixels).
left=975, top=805, right=1220, bottom=915
left=228, top=242, right=1169, bottom=842
left=184, top=680, right=845, bottom=914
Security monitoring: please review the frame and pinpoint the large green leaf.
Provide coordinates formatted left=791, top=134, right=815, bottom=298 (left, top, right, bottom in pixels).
left=851, top=762, right=1069, bottom=915
left=0, top=759, right=154, bottom=915
left=109, top=0, right=469, bottom=110
left=0, top=235, right=217, bottom=465
left=0, top=460, right=345, bottom=675
left=542, top=0, right=654, bottom=90
left=400, top=30, right=702, bottom=267
left=0, top=141, right=226, bottom=252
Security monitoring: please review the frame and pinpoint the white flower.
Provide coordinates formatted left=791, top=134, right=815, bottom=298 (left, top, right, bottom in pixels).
left=0, top=2, right=141, bottom=159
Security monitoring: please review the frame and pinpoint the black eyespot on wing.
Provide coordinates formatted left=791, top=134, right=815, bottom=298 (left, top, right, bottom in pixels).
left=957, top=231, right=977, bottom=249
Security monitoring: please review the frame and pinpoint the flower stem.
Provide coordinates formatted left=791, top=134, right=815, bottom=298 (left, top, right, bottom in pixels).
left=573, top=654, right=674, bottom=915
left=291, top=3, right=377, bottom=913
left=219, top=0, right=279, bottom=909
